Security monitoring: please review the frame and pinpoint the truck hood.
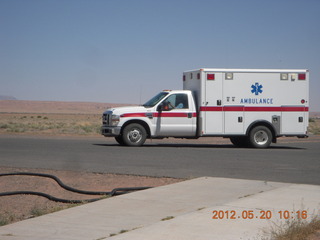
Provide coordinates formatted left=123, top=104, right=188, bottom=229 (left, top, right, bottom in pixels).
left=103, top=106, right=150, bottom=115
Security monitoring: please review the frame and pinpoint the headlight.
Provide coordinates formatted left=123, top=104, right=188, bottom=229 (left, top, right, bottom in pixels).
left=111, top=115, right=120, bottom=126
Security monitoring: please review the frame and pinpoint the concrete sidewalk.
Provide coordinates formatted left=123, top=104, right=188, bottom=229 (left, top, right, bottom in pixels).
left=0, top=177, right=319, bottom=240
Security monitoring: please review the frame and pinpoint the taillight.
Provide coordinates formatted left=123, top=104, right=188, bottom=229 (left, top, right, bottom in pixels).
left=207, top=74, right=215, bottom=80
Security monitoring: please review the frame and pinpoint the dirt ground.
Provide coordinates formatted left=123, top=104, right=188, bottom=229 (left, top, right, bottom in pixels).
left=0, top=166, right=182, bottom=225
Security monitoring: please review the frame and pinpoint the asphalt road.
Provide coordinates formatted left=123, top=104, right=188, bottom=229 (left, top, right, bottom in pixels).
left=0, top=135, right=319, bottom=185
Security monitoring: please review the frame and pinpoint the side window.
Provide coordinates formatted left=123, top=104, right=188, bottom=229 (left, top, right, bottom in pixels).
left=164, top=94, right=189, bottom=110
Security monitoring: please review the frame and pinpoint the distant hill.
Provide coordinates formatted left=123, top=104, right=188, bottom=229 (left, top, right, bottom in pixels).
left=0, top=95, right=17, bottom=100
left=310, top=112, right=320, bottom=118
left=0, top=100, right=133, bottom=114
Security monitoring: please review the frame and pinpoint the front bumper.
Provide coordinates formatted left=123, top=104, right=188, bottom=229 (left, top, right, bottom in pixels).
left=101, top=126, right=121, bottom=137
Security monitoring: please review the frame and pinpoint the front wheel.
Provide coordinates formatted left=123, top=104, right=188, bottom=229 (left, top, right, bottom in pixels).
left=122, top=123, right=147, bottom=146
left=248, top=126, right=272, bottom=148
left=115, top=136, right=125, bottom=146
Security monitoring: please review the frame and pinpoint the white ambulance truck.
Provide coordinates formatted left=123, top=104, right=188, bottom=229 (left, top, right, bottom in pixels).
left=101, top=68, right=309, bottom=148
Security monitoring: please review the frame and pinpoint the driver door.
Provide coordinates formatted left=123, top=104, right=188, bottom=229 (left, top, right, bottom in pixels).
left=154, top=93, right=195, bottom=136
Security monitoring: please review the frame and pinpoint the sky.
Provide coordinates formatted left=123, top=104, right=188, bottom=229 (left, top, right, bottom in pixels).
left=0, top=0, right=319, bottom=111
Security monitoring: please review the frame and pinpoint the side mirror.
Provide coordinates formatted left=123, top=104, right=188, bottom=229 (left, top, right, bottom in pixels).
left=157, top=102, right=171, bottom=111
left=157, top=103, right=164, bottom=112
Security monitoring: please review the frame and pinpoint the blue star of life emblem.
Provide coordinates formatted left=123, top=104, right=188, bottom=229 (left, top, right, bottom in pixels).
left=251, top=82, right=263, bottom=95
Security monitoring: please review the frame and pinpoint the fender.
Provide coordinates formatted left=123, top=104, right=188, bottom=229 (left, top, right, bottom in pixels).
left=246, top=120, right=277, bottom=142
left=120, top=115, right=154, bottom=137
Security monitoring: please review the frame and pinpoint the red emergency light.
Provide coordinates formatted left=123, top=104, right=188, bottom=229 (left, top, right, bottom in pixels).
left=207, top=74, right=215, bottom=80
left=298, top=73, right=306, bottom=80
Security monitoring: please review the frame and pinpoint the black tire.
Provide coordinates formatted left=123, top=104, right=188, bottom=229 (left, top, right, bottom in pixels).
left=115, top=136, right=125, bottom=146
left=230, top=136, right=249, bottom=147
left=248, top=126, right=272, bottom=148
left=122, top=123, right=147, bottom=146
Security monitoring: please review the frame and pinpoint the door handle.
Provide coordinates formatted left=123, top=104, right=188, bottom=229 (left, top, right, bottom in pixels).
left=187, top=113, right=193, bottom=118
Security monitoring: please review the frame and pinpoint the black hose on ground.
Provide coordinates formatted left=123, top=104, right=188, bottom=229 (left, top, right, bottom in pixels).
left=0, top=172, right=151, bottom=203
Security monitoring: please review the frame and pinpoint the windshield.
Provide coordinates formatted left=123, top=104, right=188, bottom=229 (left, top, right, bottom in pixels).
left=143, top=92, right=169, bottom=108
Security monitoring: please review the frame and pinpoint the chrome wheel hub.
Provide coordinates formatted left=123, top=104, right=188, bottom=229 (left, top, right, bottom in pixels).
left=128, top=129, right=142, bottom=143
left=254, top=130, right=268, bottom=145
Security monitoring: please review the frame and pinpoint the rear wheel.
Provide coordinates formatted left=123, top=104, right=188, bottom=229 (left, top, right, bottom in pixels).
left=122, top=123, right=147, bottom=146
left=248, top=126, right=272, bottom=148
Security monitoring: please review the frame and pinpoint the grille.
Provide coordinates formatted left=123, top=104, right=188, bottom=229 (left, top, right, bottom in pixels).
left=102, top=113, right=112, bottom=126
